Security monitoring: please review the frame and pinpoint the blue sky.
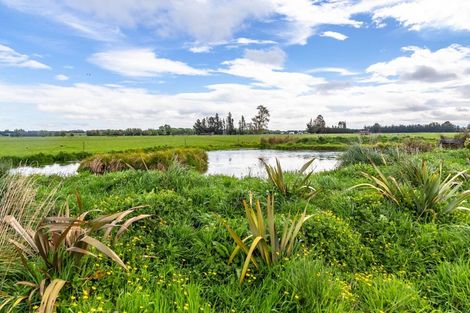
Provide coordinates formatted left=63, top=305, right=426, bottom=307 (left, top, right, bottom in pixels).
left=0, top=0, right=469, bottom=130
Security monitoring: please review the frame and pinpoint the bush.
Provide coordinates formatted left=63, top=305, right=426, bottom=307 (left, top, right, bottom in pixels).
left=302, top=210, right=373, bottom=271
left=78, top=148, right=208, bottom=174
left=339, top=144, right=384, bottom=167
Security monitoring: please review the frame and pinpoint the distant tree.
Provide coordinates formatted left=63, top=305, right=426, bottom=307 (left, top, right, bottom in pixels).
left=338, top=121, right=347, bottom=129
left=158, top=124, right=172, bottom=135
left=226, top=112, right=235, bottom=135
left=252, top=105, right=270, bottom=133
left=306, top=115, right=326, bottom=133
left=239, top=115, right=247, bottom=134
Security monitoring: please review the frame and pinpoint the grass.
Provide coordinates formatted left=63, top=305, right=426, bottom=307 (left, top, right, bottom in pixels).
left=0, top=133, right=451, bottom=158
left=0, top=145, right=469, bottom=312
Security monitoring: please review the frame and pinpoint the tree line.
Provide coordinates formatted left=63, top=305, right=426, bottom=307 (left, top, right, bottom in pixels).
left=193, top=105, right=270, bottom=135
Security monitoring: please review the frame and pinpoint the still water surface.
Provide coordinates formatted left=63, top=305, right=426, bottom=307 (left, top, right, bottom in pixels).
left=9, top=149, right=341, bottom=178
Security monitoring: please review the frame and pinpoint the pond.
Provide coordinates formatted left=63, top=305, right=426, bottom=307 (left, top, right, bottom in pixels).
left=8, top=149, right=341, bottom=178
left=206, top=149, right=341, bottom=178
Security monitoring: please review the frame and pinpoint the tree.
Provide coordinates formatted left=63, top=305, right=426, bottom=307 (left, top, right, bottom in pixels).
left=252, top=105, right=270, bottom=133
left=226, top=112, right=235, bottom=135
left=239, top=115, right=247, bottom=134
left=338, top=121, right=347, bottom=129
left=306, top=115, right=326, bottom=133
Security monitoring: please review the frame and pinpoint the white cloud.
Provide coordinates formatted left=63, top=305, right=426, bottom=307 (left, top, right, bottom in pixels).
left=308, top=67, right=358, bottom=76
left=55, top=74, right=69, bottom=81
left=0, top=44, right=50, bottom=69
left=2, top=0, right=469, bottom=47
left=220, top=47, right=324, bottom=95
left=89, top=48, right=208, bottom=77
left=235, top=38, right=277, bottom=45
left=320, top=31, right=348, bottom=41
left=1, top=42, right=470, bottom=130
left=243, top=47, right=286, bottom=68
left=366, top=44, right=470, bottom=83
left=373, top=0, right=470, bottom=32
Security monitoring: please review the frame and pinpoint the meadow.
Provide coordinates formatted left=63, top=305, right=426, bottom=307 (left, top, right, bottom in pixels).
left=0, top=133, right=449, bottom=157
left=0, top=136, right=469, bottom=312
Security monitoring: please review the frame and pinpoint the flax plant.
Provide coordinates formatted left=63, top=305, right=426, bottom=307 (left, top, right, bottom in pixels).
left=220, top=193, right=312, bottom=283
left=260, top=157, right=316, bottom=200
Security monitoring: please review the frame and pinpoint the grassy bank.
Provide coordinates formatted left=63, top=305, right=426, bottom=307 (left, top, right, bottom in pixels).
left=0, top=133, right=451, bottom=158
left=1, top=147, right=469, bottom=312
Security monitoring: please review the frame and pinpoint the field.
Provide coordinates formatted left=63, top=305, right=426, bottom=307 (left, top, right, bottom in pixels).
left=0, top=133, right=450, bottom=157
left=1, top=139, right=469, bottom=312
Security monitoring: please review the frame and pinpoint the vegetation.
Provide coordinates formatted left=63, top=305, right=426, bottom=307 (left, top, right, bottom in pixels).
left=353, top=160, right=470, bottom=220
left=78, top=148, right=208, bottom=174
left=220, top=194, right=311, bottom=283
left=260, top=157, right=316, bottom=199
left=0, top=140, right=469, bottom=312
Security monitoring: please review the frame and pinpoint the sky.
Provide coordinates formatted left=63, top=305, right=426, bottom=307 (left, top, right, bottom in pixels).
left=0, top=0, right=469, bottom=131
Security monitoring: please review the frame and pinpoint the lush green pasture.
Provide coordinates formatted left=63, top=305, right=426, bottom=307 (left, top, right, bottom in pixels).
left=1, top=147, right=469, bottom=312
left=0, top=133, right=449, bottom=157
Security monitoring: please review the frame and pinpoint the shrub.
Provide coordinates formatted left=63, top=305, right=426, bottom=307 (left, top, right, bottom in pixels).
left=260, top=157, right=316, bottom=200
left=401, top=137, right=435, bottom=153
left=260, top=136, right=295, bottom=146
left=339, top=144, right=384, bottom=167
left=220, top=193, right=312, bottom=283
left=302, top=210, right=373, bottom=271
left=1, top=193, right=150, bottom=313
left=352, top=160, right=470, bottom=220
left=79, top=148, right=208, bottom=174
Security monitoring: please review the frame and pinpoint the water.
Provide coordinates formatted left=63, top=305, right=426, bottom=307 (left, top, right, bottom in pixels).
left=206, top=149, right=341, bottom=178
left=9, top=163, right=80, bottom=177
left=8, top=150, right=341, bottom=178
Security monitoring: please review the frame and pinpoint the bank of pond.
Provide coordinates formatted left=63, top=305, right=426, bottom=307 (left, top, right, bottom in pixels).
left=0, top=145, right=469, bottom=313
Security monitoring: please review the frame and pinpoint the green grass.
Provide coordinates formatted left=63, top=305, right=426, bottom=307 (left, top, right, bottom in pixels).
left=0, top=133, right=451, bottom=158
left=1, top=146, right=469, bottom=312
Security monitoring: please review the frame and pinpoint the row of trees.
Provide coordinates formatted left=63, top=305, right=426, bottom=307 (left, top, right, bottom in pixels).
left=0, top=126, right=194, bottom=137
left=364, top=122, right=463, bottom=133
left=193, top=105, right=270, bottom=135
left=305, top=115, right=465, bottom=134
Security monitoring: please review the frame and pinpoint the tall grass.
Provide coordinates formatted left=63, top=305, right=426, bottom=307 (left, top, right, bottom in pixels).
left=79, top=148, right=208, bottom=174
left=0, top=175, right=57, bottom=284
left=339, top=144, right=385, bottom=166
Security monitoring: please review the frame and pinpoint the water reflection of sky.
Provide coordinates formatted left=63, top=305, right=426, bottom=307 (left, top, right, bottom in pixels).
left=9, top=150, right=342, bottom=178
left=206, top=149, right=341, bottom=178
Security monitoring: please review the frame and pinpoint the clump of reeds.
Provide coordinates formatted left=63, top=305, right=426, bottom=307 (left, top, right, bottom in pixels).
left=260, top=136, right=296, bottom=146
left=78, top=148, right=208, bottom=174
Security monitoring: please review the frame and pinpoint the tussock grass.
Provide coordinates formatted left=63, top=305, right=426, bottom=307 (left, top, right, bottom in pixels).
left=0, top=175, right=57, bottom=285
left=79, top=148, right=208, bottom=174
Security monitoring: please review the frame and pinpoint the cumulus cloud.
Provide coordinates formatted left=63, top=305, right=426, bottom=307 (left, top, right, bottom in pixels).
left=220, top=47, right=324, bottom=94
left=0, top=44, right=50, bottom=69
left=366, top=44, right=470, bottom=83
left=372, top=0, right=470, bottom=32
left=55, top=74, right=69, bottom=81
left=320, top=31, right=348, bottom=41
left=88, top=48, right=208, bottom=77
